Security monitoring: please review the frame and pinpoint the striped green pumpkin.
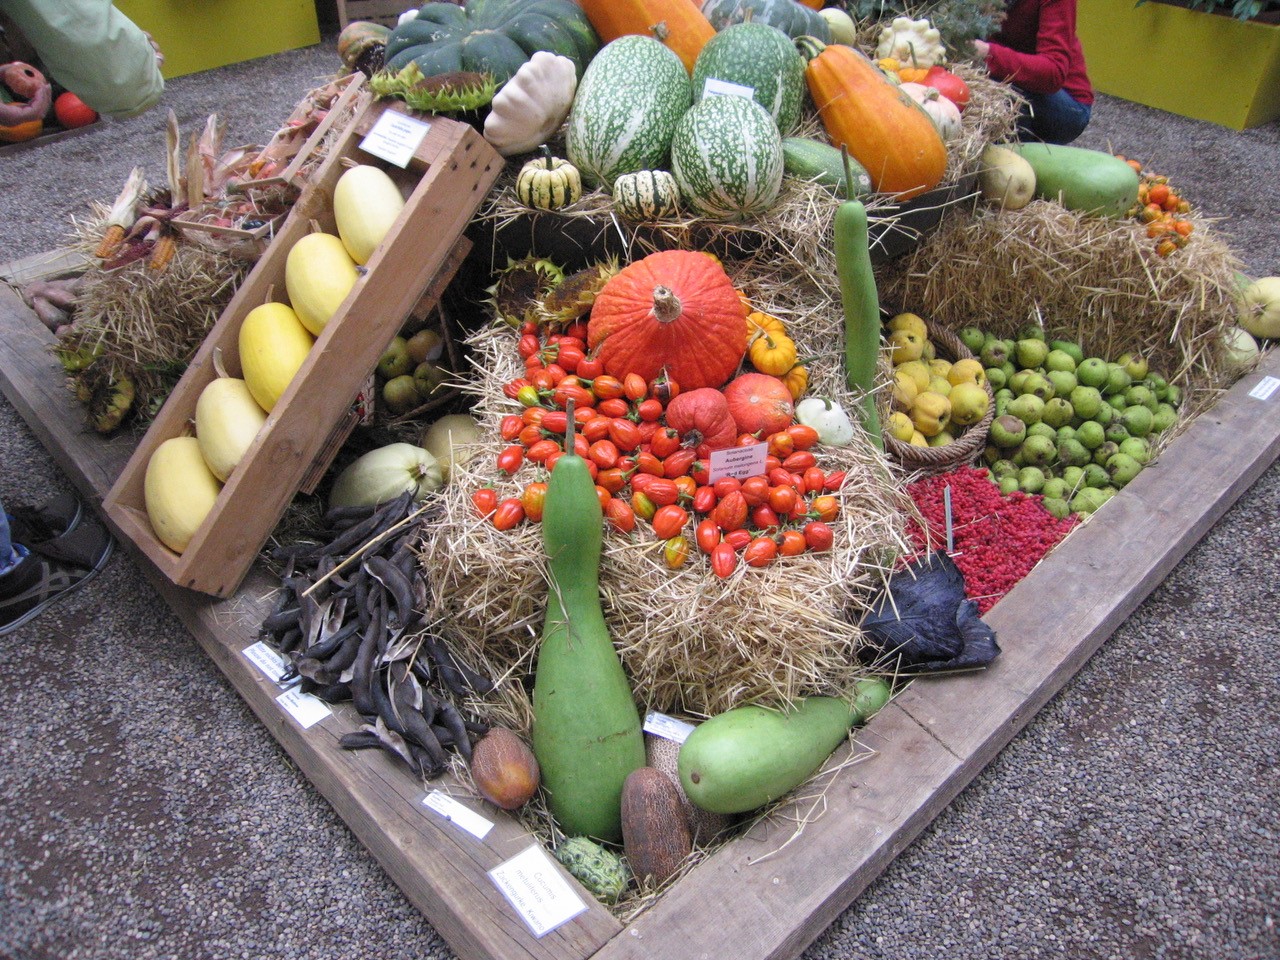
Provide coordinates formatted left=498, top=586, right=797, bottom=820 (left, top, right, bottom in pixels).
left=566, top=35, right=692, bottom=189
left=612, top=170, right=681, bottom=220
left=691, top=22, right=806, bottom=137
left=515, top=153, right=582, bottom=210
left=670, top=94, right=783, bottom=222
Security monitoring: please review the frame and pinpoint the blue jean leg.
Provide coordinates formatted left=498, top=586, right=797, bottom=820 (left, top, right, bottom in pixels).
left=1017, top=88, right=1092, bottom=145
left=0, top=497, right=20, bottom=574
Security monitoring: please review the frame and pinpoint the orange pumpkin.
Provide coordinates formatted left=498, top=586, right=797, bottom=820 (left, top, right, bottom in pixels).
left=0, top=118, right=42, bottom=142
left=588, top=250, right=747, bottom=390
left=576, top=0, right=715, bottom=74
left=722, top=372, right=794, bottom=436
left=796, top=37, right=947, bottom=201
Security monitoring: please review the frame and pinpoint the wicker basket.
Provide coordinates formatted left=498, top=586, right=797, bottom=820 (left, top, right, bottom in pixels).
left=884, top=325, right=995, bottom=474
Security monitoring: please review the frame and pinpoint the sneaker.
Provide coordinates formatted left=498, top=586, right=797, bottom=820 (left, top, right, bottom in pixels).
left=6, top=491, right=83, bottom=546
left=0, top=515, right=113, bottom=637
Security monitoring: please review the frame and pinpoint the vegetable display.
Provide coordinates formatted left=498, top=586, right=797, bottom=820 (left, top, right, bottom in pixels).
left=515, top=149, right=583, bottom=210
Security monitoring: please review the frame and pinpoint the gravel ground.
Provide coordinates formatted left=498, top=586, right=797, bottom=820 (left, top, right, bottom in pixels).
left=1, top=33, right=1278, bottom=960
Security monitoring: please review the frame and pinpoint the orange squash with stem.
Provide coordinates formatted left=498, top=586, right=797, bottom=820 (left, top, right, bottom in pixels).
left=796, top=36, right=947, bottom=201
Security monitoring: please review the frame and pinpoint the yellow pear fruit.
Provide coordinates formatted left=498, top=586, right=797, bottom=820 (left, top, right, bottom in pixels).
left=948, top=358, right=987, bottom=386
left=927, top=376, right=952, bottom=397
left=888, top=329, right=925, bottom=364
left=910, top=391, right=951, bottom=437
left=949, top=381, right=991, bottom=426
left=887, top=411, right=915, bottom=442
left=888, top=312, right=929, bottom=341
left=897, top=359, right=931, bottom=394
left=892, top=370, right=919, bottom=410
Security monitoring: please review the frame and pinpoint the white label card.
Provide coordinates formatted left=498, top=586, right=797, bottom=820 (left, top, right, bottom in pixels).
left=422, top=791, right=493, bottom=840
left=1248, top=375, right=1279, bottom=401
left=702, top=77, right=756, bottom=100
left=360, top=110, right=431, bottom=168
left=489, top=845, right=588, bottom=937
left=242, top=641, right=290, bottom=687
left=276, top=688, right=332, bottom=729
left=644, top=711, right=696, bottom=744
left=708, top=443, right=768, bottom=482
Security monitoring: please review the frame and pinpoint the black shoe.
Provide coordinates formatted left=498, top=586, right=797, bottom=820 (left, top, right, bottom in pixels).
left=6, top=491, right=83, bottom=546
left=0, top=516, right=113, bottom=637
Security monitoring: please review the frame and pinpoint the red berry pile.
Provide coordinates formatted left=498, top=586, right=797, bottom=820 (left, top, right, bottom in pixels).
left=471, top=319, right=844, bottom=574
left=904, top=465, right=1078, bottom=613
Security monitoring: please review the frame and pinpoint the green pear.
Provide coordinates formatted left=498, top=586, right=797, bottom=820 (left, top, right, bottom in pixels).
left=1076, top=357, right=1110, bottom=389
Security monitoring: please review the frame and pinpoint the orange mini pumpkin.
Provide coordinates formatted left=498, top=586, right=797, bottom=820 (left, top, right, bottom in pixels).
left=587, top=249, right=748, bottom=391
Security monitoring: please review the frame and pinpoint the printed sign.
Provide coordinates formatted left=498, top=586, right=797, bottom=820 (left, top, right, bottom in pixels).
left=360, top=110, right=431, bottom=168
left=490, top=845, right=588, bottom=937
left=422, top=791, right=493, bottom=840
left=708, top=442, right=768, bottom=482
left=702, top=77, right=756, bottom=101
left=242, top=641, right=291, bottom=687
left=1248, top=375, right=1279, bottom=401
left=644, top=711, right=696, bottom=744
left=276, top=687, right=331, bottom=729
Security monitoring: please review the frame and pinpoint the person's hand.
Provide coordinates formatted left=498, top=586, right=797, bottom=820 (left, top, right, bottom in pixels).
left=972, top=39, right=991, bottom=60
left=144, top=31, right=165, bottom=68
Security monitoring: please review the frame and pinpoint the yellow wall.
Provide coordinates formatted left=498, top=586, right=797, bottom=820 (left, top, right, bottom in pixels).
left=117, top=0, right=321, bottom=79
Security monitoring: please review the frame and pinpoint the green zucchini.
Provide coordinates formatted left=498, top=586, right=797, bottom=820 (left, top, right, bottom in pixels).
left=531, top=414, right=646, bottom=842
left=781, top=137, right=872, bottom=198
left=834, top=164, right=884, bottom=451
left=676, top=679, right=890, bottom=814
left=1005, top=142, right=1140, bottom=218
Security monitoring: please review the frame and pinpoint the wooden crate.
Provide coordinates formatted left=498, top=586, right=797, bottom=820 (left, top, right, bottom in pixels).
left=102, top=94, right=503, bottom=598
left=337, top=0, right=416, bottom=28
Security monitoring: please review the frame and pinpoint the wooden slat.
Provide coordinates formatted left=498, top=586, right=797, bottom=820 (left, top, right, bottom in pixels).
left=0, top=284, right=621, bottom=960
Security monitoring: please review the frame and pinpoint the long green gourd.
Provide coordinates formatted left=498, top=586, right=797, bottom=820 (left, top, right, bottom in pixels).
left=531, top=408, right=646, bottom=842
left=834, top=149, right=884, bottom=451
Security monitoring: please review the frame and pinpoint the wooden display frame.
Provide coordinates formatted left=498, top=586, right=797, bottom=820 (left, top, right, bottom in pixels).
left=101, top=94, right=502, bottom=598
left=3, top=274, right=1278, bottom=960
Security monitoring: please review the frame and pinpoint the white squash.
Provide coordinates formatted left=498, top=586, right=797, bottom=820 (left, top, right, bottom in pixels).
left=285, top=231, right=359, bottom=336
left=1222, top=326, right=1260, bottom=374
left=333, top=164, right=406, bottom=265
left=145, top=436, right=223, bottom=553
left=875, top=17, right=945, bottom=69
left=819, top=7, right=857, bottom=46
left=977, top=145, right=1037, bottom=211
left=483, top=51, right=578, bottom=158
left=420, top=413, right=483, bottom=482
left=195, top=373, right=267, bottom=481
left=238, top=301, right=315, bottom=412
left=1238, top=275, right=1280, bottom=339
left=794, top=396, right=856, bottom=447
left=899, top=82, right=963, bottom=142
left=329, top=442, right=443, bottom=510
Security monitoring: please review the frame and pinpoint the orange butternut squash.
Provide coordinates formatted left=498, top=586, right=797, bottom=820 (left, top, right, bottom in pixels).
left=795, top=36, right=947, bottom=201
left=577, top=0, right=715, bottom=74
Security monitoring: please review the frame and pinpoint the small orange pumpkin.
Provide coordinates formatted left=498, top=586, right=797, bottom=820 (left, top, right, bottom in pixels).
left=723, top=372, right=794, bottom=436
left=587, top=250, right=748, bottom=390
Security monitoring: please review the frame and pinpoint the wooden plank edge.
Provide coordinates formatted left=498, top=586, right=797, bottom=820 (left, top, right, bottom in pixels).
left=592, top=353, right=1280, bottom=960
left=0, top=289, right=622, bottom=960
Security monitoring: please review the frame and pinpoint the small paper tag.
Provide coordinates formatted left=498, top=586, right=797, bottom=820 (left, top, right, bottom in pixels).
left=708, top=443, right=768, bottom=482
left=644, top=710, right=696, bottom=744
left=422, top=791, right=493, bottom=840
left=1249, top=375, right=1279, bottom=401
left=243, top=641, right=290, bottom=687
left=490, top=845, right=588, bottom=937
left=360, top=110, right=431, bottom=168
left=702, top=77, right=756, bottom=100
left=276, top=687, right=332, bottom=729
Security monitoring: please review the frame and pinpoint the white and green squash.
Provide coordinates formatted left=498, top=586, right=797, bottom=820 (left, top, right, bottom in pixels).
left=670, top=94, right=783, bottom=222
left=612, top=170, right=681, bottom=220
left=690, top=22, right=806, bottom=137
left=566, top=34, right=692, bottom=189
left=700, top=0, right=831, bottom=42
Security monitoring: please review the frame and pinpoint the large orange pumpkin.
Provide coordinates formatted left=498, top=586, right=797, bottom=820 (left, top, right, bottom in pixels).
left=587, top=250, right=748, bottom=391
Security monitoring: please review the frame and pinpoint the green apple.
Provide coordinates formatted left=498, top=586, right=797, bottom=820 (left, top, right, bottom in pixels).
left=1105, top=421, right=1131, bottom=445
left=998, top=475, right=1020, bottom=496
left=1152, top=402, right=1178, bottom=433
left=1106, top=452, right=1143, bottom=487
left=1017, top=322, right=1046, bottom=341
left=1104, top=363, right=1133, bottom=396
left=1028, top=421, right=1058, bottom=441
left=1120, top=404, right=1154, bottom=438
left=991, top=458, right=1019, bottom=479
left=1008, top=394, right=1045, bottom=425
left=1117, top=352, right=1149, bottom=381
left=1057, top=437, right=1091, bottom=468
left=990, top=415, right=1027, bottom=448
left=1041, top=477, right=1068, bottom=500
left=1016, top=338, right=1051, bottom=370
left=985, top=366, right=1008, bottom=390
left=1076, top=420, right=1105, bottom=450
left=1046, top=369, right=1078, bottom=398
left=1021, top=434, right=1057, bottom=468
left=377, top=335, right=413, bottom=380
left=980, top=339, right=1011, bottom=368
left=1124, top=384, right=1158, bottom=412
left=1041, top=397, right=1074, bottom=428
left=1070, top=487, right=1108, bottom=515
left=1043, top=497, right=1072, bottom=520
left=1045, top=349, right=1078, bottom=373
left=1083, top=463, right=1110, bottom=488
left=959, top=326, right=987, bottom=353
left=1119, top=436, right=1152, bottom=464
left=1017, top=466, right=1046, bottom=493
left=1068, top=385, right=1103, bottom=421
left=1060, top=465, right=1086, bottom=493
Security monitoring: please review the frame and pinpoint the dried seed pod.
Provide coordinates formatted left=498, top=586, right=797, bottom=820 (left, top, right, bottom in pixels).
left=621, top=766, right=692, bottom=887
left=470, top=727, right=540, bottom=810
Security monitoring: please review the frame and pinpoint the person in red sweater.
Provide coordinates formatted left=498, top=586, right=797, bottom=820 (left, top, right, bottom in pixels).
left=974, top=0, right=1095, bottom=144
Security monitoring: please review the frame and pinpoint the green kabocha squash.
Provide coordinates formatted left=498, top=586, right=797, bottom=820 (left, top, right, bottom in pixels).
left=383, top=0, right=601, bottom=88
left=700, top=0, right=831, bottom=42
left=515, top=148, right=582, bottom=211
left=691, top=21, right=806, bottom=137
left=612, top=170, right=680, bottom=221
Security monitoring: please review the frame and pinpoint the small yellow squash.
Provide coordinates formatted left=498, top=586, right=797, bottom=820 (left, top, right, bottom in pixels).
left=238, top=301, right=315, bottom=412
left=195, top=374, right=268, bottom=481
left=144, top=436, right=223, bottom=553
left=333, top=164, right=406, bottom=264
left=285, top=231, right=359, bottom=335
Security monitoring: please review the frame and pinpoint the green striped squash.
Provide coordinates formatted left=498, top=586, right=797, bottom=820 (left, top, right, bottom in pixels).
left=781, top=137, right=873, bottom=198
left=670, top=94, right=783, bottom=222
left=691, top=22, right=806, bottom=137
left=566, top=35, right=692, bottom=189
left=612, top=170, right=681, bottom=220
left=700, top=0, right=831, bottom=42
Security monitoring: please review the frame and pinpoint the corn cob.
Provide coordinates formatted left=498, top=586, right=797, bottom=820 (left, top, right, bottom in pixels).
left=148, top=233, right=177, bottom=273
left=95, top=166, right=148, bottom=259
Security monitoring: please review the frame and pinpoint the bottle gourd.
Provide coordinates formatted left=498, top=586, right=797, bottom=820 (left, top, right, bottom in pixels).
left=532, top=408, right=646, bottom=842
